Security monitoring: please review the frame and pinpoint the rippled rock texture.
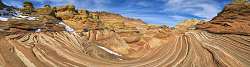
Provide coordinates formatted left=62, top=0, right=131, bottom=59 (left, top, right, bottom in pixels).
left=1, top=1, right=250, bottom=67
left=0, top=16, right=66, bottom=35
left=0, top=30, right=250, bottom=67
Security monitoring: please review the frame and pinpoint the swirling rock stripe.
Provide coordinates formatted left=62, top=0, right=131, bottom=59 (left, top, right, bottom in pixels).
left=0, top=31, right=249, bottom=67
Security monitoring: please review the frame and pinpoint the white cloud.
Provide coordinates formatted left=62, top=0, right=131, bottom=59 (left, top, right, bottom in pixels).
left=169, top=15, right=189, bottom=21
left=162, top=0, right=221, bottom=19
left=2, top=0, right=223, bottom=26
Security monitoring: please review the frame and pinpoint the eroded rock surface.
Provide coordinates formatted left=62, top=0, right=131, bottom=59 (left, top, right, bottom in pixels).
left=0, top=16, right=65, bottom=35
left=0, top=1, right=250, bottom=67
left=197, top=3, right=250, bottom=35
left=175, top=19, right=201, bottom=33
left=0, top=30, right=250, bottom=67
left=94, top=12, right=145, bottom=29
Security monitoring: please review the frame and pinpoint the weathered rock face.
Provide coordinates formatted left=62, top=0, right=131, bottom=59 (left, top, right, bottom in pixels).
left=54, top=5, right=101, bottom=32
left=1, top=29, right=250, bottom=67
left=0, top=18, right=65, bottom=35
left=0, top=2, right=66, bottom=35
left=92, top=28, right=171, bottom=58
left=1, top=1, right=250, bottom=67
left=55, top=5, right=77, bottom=20
left=35, top=6, right=55, bottom=16
left=197, top=3, right=250, bottom=35
left=20, top=1, right=34, bottom=15
left=54, top=6, right=146, bottom=32
left=175, top=19, right=201, bottom=32
left=94, top=12, right=145, bottom=29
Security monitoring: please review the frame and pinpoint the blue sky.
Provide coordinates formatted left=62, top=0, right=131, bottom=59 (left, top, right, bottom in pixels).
left=2, top=0, right=231, bottom=26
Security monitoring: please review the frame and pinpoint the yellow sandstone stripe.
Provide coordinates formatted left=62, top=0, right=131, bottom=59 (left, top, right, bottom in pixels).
left=15, top=48, right=36, bottom=67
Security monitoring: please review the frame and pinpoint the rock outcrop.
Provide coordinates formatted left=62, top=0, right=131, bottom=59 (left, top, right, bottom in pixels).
left=55, top=8, right=146, bottom=32
left=55, top=4, right=77, bottom=20
left=0, top=1, right=250, bottom=67
left=94, top=12, right=145, bottom=29
left=197, top=3, right=250, bottom=35
left=54, top=5, right=102, bottom=32
left=20, top=1, right=34, bottom=15
left=175, top=19, right=201, bottom=32
left=0, top=1, right=66, bottom=35
left=1, top=28, right=250, bottom=67
left=0, top=18, right=65, bottom=35
left=35, top=5, right=55, bottom=16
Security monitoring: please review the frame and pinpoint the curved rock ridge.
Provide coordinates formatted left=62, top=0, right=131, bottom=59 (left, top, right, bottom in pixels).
left=0, top=1, right=250, bottom=67
left=0, top=31, right=249, bottom=67
left=197, top=3, right=250, bottom=35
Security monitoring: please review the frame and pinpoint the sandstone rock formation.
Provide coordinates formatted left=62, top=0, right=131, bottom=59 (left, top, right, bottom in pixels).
left=35, top=5, right=55, bottom=16
left=0, top=18, right=65, bottom=34
left=1, top=28, right=250, bottom=67
left=175, top=19, right=201, bottom=32
left=55, top=4, right=77, bottom=20
left=20, top=1, right=34, bottom=16
left=54, top=7, right=146, bottom=32
left=0, top=1, right=65, bottom=35
left=94, top=12, right=145, bottom=29
left=0, top=1, right=250, bottom=67
left=54, top=5, right=102, bottom=32
left=197, top=3, right=250, bottom=35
